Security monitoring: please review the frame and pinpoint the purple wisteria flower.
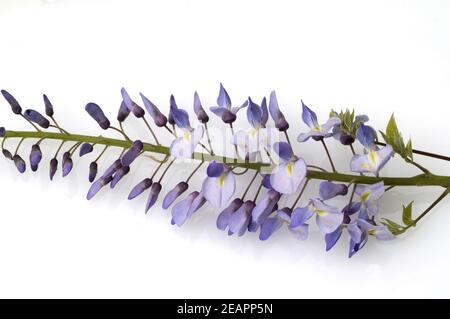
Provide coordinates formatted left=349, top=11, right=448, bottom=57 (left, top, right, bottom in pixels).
left=1, top=90, right=22, bottom=114
left=289, top=199, right=343, bottom=237
left=128, top=178, right=153, bottom=200
left=120, top=88, right=145, bottom=118
left=62, top=151, right=73, bottom=177
left=250, top=189, right=281, bottom=230
left=79, top=143, right=94, bottom=157
left=24, top=109, right=50, bottom=128
left=43, top=94, right=54, bottom=117
left=13, top=154, right=26, bottom=173
left=29, top=144, right=42, bottom=172
left=169, top=95, right=204, bottom=159
left=232, top=97, right=272, bottom=158
left=171, top=191, right=206, bottom=226
left=162, top=181, right=189, bottom=209
left=259, top=207, right=292, bottom=241
left=201, top=161, right=235, bottom=208
left=85, top=103, right=111, bottom=130
left=140, top=92, right=168, bottom=127
left=145, top=182, right=162, bottom=213
left=193, top=91, right=209, bottom=123
left=216, top=198, right=243, bottom=231
left=350, top=124, right=393, bottom=176
left=270, top=142, right=307, bottom=195
left=209, top=83, right=248, bottom=124
left=268, top=91, right=289, bottom=132
left=297, top=101, right=340, bottom=142
left=354, top=182, right=385, bottom=219
left=325, top=220, right=362, bottom=252
left=228, top=200, right=255, bottom=236
left=117, top=101, right=131, bottom=123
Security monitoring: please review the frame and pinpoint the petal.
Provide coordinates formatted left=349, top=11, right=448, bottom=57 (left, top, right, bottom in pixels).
left=301, top=100, right=318, bottom=128
left=162, top=181, right=188, bottom=208
left=356, top=123, right=376, bottom=150
left=145, top=182, right=162, bottom=214
left=128, top=178, right=153, bottom=200
left=170, top=95, right=191, bottom=129
left=297, top=131, right=316, bottom=143
left=206, top=161, right=224, bottom=177
left=261, top=97, right=268, bottom=126
left=316, top=210, right=344, bottom=234
left=349, top=231, right=368, bottom=258
left=251, top=190, right=281, bottom=225
left=209, top=106, right=226, bottom=117
left=187, top=192, right=207, bottom=216
left=231, top=100, right=249, bottom=114
left=347, top=222, right=362, bottom=243
left=217, top=83, right=231, bottom=108
left=202, top=171, right=235, bottom=208
left=289, top=224, right=309, bottom=241
left=289, top=206, right=314, bottom=227
left=79, top=143, right=94, bottom=157
left=216, top=198, right=243, bottom=231
left=273, top=141, right=293, bottom=162
left=320, top=117, right=341, bottom=134
left=319, top=181, right=348, bottom=200
left=259, top=217, right=283, bottom=241
left=228, top=200, right=254, bottom=236
left=276, top=207, right=292, bottom=223
left=121, top=140, right=143, bottom=166
left=325, top=226, right=343, bottom=251
left=247, top=97, right=262, bottom=128
left=85, top=103, right=110, bottom=130
left=269, top=158, right=307, bottom=195
left=171, top=192, right=197, bottom=227
left=169, top=137, right=191, bottom=159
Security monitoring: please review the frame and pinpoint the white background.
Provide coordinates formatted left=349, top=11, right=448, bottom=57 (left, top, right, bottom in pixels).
left=0, top=0, right=450, bottom=298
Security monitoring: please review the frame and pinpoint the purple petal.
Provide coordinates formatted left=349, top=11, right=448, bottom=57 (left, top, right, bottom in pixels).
left=86, top=176, right=112, bottom=200
left=110, top=166, right=130, bottom=188
left=162, top=181, right=189, bottom=208
left=251, top=190, right=281, bottom=225
left=261, top=97, right=268, bottom=127
left=121, top=88, right=145, bottom=118
left=273, top=142, right=293, bottom=162
left=276, top=207, right=292, bottom=223
left=289, top=224, right=309, bottom=241
left=289, top=206, right=314, bottom=228
left=269, top=91, right=289, bottom=131
left=301, top=100, right=318, bottom=128
left=117, top=101, right=131, bottom=122
left=13, top=155, right=26, bottom=173
left=247, top=97, right=262, bottom=128
left=170, top=95, right=190, bottom=129
left=202, top=169, right=235, bottom=208
left=171, top=192, right=198, bottom=227
left=259, top=217, right=283, bottom=241
left=29, top=144, right=42, bottom=172
left=187, top=192, right=206, bottom=216
left=228, top=200, right=254, bottom=236
left=325, top=226, right=343, bottom=251
left=217, top=83, right=231, bottom=108
left=62, top=155, right=73, bottom=177
left=88, top=161, right=98, bottom=182
left=206, top=161, right=224, bottom=177
left=356, top=123, right=376, bottom=150
left=221, top=108, right=236, bottom=124
left=209, top=106, right=226, bottom=117
left=269, top=158, right=307, bottom=195
left=140, top=93, right=167, bottom=127
left=49, top=158, right=58, bottom=180
left=216, top=198, right=243, bottom=231
left=319, top=181, right=348, bottom=200
left=347, top=222, right=362, bottom=243
left=128, top=178, right=153, bottom=200
left=316, top=209, right=344, bottom=234
left=193, top=91, right=209, bottom=123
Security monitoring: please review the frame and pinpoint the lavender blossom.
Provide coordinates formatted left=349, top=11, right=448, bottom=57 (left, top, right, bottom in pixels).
left=268, top=91, right=289, bottom=131
left=128, top=178, right=153, bottom=200
left=43, top=94, right=54, bottom=117
left=140, top=93, right=168, bottom=127
left=1, top=90, right=22, bottom=114
left=121, top=88, right=145, bottom=118
left=85, top=103, right=110, bottom=130
left=49, top=158, right=58, bottom=180
left=79, top=143, right=94, bottom=157
left=202, top=161, right=235, bottom=208
left=216, top=198, right=243, bottom=231
left=145, top=182, right=162, bottom=213
left=62, top=152, right=73, bottom=177
left=162, top=181, right=189, bottom=209
left=319, top=181, right=348, bottom=201
left=297, top=101, right=340, bottom=142
left=24, top=110, right=50, bottom=128
left=193, top=91, right=209, bottom=123
left=13, top=154, right=26, bottom=173
left=209, top=83, right=248, bottom=124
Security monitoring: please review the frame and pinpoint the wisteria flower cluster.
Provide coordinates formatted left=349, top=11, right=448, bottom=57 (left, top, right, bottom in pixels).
left=1, top=85, right=449, bottom=258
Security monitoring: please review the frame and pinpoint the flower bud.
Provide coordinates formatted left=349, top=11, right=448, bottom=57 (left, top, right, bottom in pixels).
left=121, top=140, right=143, bottom=166
left=49, top=158, right=58, bottom=180
left=24, top=109, right=50, bottom=129
left=88, top=161, right=98, bottom=182
left=110, top=165, right=130, bottom=188
left=62, top=152, right=73, bottom=177
left=117, top=101, right=131, bottom=122
left=1, top=90, right=22, bottom=114
left=29, top=144, right=42, bottom=172
left=0, top=127, right=5, bottom=137
left=13, top=154, right=26, bottom=173
left=221, top=109, right=236, bottom=124
left=85, top=103, right=111, bottom=130
left=145, top=182, right=162, bottom=214
left=43, top=94, right=54, bottom=117
left=162, top=181, right=189, bottom=209
left=86, top=175, right=113, bottom=200
left=339, top=133, right=355, bottom=145
left=140, top=93, right=167, bottom=127
left=121, top=88, right=145, bottom=118
left=128, top=178, right=153, bottom=200
left=79, top=143, right=94, bottom=157
left=193, top=91, right=209, bottom=123
left=2, top=149, right=12, bottom=160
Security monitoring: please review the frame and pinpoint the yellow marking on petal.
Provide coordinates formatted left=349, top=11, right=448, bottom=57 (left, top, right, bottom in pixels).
left=313, top=125, right=321, bottom=132
left=218, top=175, right=225, bottom=188
left=368, top=150, right=378, bottom=164
left=285, top=161, right=294, bottom=177
left=250, top=128, right=259, bottom=138
left=183, top=131, right=191, bottom=141
left=360, top=191, right=371, bottom=202
left=368, top=229, right=377, bottom=235
left=315, top=209, right=328, bottom=217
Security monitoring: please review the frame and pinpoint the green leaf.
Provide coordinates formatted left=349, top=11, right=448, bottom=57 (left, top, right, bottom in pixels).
left=381, top=219, right=403, bottom=236
left=381, top=218, right=403, bottom=229
left=402, top=202, right=414, bottom=226
left=386, top=113, right=399, bottom=140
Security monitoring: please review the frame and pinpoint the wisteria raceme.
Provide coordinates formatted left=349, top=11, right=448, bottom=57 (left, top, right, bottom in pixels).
left=1, top=85, right=450, bottom=258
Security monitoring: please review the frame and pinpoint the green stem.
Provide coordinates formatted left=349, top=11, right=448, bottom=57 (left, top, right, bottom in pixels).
left=2, top=130, right=450, bottom=188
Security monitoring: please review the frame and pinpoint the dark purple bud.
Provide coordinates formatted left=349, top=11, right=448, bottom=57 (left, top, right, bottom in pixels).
left=0, top=127, right=5, bottom=137
left=187, top=192, right=207, bottom=216
left=140, top=93, right=167, bottom=127
left=340, top=133, right=355, bottom=145
left=128, top=178, right=153, bottom=200
left=1, top=90, right=22, bottom=114
left=117, top=101, right=131, bottom=122
left=110, top=165, right=130, bottom=188
left=269, top=91, right=289, bottom=131
left=29, top=144, right=42, bottom=172
left=24, top=109, right=50, bottom=129
left=217, top=198, right=243, bottom=231
left=88, top=161, right=98, bottom=182
left=13, top=154, right=26, bottom=173
left=162, top=181, right=189, bottom=209
left=2, top=149, right=12, bottom=160
left=168, top=111, right=175, bottom=125
left=62, top=152, right=73, bottom=177
left=86, top=175, right=113, bottom=200
left=145, top=182, right=162, bottom=214
left=49, top=158, right=58, bottom=180
left=79, top=143, right=94, bottom=157
left=102, top=159, right=122, bottom=179
left=121, top=88, right=145, bottom=118
left=221, top=109, right=236, bottom=124
left=193, top=91, right=209, bottom=123
left=85, top=103, right=111, bottom=130
left=43, top=94, right=54, bottom=117
left=121, top=140, right=143, bottom=166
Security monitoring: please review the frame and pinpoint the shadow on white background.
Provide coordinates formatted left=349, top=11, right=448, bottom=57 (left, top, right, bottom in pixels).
left=0, top=0, right=449, bottom=298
